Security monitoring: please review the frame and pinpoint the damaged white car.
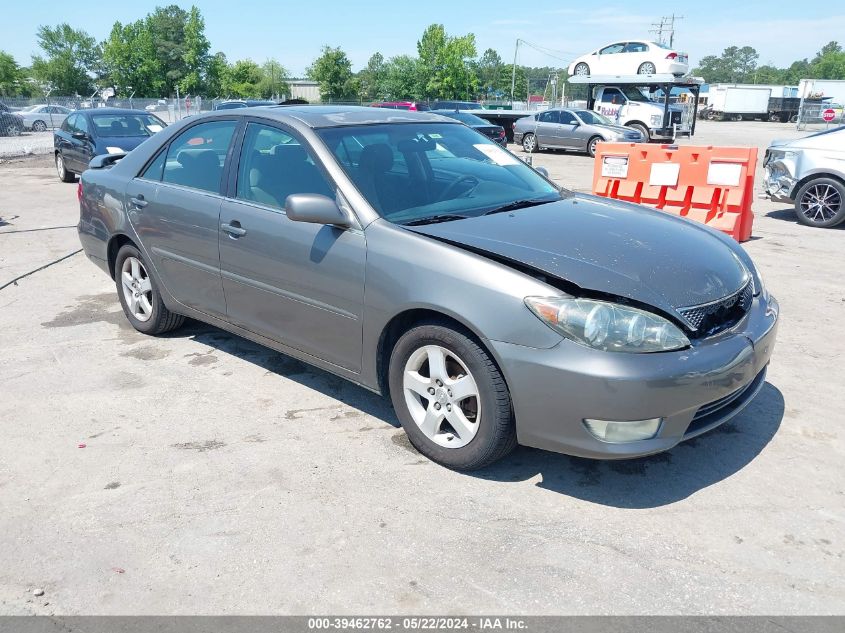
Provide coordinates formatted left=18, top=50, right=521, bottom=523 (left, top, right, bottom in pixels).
left=763, top=126, right=845, bottom=228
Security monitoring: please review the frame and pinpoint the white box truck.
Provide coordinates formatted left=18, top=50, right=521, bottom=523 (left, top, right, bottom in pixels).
left=703, top=85, right=772, bottom=121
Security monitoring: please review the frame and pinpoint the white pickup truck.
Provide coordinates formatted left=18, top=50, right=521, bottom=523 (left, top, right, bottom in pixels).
left=591, top=85, right=686, bottom=141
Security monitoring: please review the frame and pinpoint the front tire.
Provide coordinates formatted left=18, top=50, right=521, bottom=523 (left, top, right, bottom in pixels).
left=587, top=136, right=602, bottom=157
left=522, top=132, right=537, bottom=153
left=55, top=153, right=75, bottom=183
left=794, top=178, right=845, bottom=228
left=3, top=123, right=21, bottom=137
left=114, top=244, right=185, bottom=335
left=388, top=323, right=516, bottom=470
left=32, top=120, right=47, bottom=132
left=627, top=122, right=650, bottom=141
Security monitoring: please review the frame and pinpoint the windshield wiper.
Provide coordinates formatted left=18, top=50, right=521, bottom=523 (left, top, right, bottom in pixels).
left=481, top=196, right=557, bottom=216
left=402, top=214, right=470, bottom=226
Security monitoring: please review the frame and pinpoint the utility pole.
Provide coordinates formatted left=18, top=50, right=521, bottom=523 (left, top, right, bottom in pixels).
left=650, top=14, right=684, bottom=48
left=510, top=39, right=521, bottom=106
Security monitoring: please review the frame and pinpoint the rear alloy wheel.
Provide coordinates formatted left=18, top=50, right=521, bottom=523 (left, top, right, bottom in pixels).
left=522, top=132, right=537, bottom=153
left=389, top=323, right=516, bottom=470
left=794, top=178, right=845, bottom=228
left=587, top=136, right=602, bottom=158
left=32, top=120, right=47, bottom=132
left=115, top=244, right=185, bottom=335
left=573, top=63, right=590, bottom=76
left=637, top=62, right=657, bottom=75
left=55, top=153, right=75, bottom=183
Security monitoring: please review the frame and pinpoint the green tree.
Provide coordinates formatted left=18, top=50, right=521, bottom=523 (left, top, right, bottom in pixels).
left=416, top=24, right=478, bottom=99
left=204, top=52, right=228, bottom=97
left=30, top=23, right=100, bottom=94
left=752, top=65, right=785, bottom=84
left=417, top=24, right=447, bottom=98
left=307, top=46, right=353, bottom=101
left=0, top=51, right=24, bottom=96
left=810, top=41, right=845, bottom=79
left=381, top=55, right=420, bottom=100
left=103, top=20, right=163, bottom=96
left=257, top=59, right=290, bottom=99
left=359, top=52, right=385, bottom=100
left=693, top=46, right=759, bottom=83
left=179, top=6, right=210, bottom=94
left=222, top=59, right=263, bottom=97
left=478, top=48, right=503, bottom=97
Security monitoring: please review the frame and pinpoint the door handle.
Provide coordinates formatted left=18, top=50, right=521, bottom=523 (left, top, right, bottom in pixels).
left=221, top=222, right=246, bottom=238
left=130, top=195, right=147, bottom=209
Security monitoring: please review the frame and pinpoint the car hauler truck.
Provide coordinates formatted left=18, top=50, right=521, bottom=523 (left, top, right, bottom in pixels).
left=568, top=74, right=703, bottom=142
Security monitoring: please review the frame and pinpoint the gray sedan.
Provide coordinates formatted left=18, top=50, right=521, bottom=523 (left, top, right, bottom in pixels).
left=514, top=108, right=644, bottom=156
left=15, top=104, right=71, bottom=131
left=77, top=106, right=778, bottom=470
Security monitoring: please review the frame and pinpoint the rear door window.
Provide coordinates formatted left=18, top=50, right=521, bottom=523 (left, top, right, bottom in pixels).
left=161, top=120, right=237, bottom=194
left=538, top=111, right=560, bottom=123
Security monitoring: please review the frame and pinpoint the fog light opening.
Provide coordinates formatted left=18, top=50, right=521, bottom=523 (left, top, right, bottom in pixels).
left=582, top=418, right=663, bottom=443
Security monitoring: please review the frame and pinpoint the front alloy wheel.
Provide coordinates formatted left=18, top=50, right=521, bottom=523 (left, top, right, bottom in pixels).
left=389, top=323, right=516, bottom=470
left=795, top=178, right=845, bottom=228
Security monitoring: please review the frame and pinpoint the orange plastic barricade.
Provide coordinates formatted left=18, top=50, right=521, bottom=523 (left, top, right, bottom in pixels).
left=591, top=143, right=758, bottom=242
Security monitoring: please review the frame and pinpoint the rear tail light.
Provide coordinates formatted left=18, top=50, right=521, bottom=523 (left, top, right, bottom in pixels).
left=409, top=103, right=417, bottom=111
left=77, top=181, right=82, bottom=203
left=665, top=52, right=678, bottom=60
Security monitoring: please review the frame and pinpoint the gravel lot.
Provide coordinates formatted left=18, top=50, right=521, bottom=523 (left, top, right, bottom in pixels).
left=0, top=131, right=55, bottom=160
left=0, top=120, right=843, bottom=615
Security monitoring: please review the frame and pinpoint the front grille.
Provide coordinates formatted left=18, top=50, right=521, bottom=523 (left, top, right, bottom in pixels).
left=684, top=368, right=767, bottom=438
left=677, top=280, right=753, bottom=335
left=670, top=111, right=682, bottom=125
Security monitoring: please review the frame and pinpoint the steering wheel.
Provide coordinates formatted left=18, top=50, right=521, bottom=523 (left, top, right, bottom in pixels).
left=438, top=175, right=480, bottom=202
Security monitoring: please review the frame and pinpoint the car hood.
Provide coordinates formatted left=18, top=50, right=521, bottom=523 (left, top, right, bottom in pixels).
left=407, top=195, right=749, bottom=316
left=599, top=123, right=640, bottom=136
left=95, top=136, right=150, bottom=152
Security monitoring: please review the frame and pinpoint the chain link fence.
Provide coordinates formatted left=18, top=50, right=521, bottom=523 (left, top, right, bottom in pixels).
left=794, top=100, right=844, bottom=131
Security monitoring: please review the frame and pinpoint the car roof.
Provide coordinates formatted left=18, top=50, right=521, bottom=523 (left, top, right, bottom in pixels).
left=219, top=105, right=450, bottom=128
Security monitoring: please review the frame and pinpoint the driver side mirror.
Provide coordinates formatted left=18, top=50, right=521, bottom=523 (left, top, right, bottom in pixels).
left=534, top=166, right=549, bottom=178
left=285, top=193, right=351, bottom=228
left=72, top=131, right=87, bottom=140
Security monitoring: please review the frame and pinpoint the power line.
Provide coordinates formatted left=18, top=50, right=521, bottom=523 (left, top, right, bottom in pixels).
left=650, top=14, right=684, bottom=48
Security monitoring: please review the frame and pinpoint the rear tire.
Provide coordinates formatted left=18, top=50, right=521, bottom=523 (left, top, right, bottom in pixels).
left=55, top=153, right=75, bottom=183
left=573, top=63, right=590, bottom=77
left=114, top=244, right=185, bottom=335
left=388, top=322, right=517, bottom=470
left=794, top=177, right=845, bottom=228
left=637, top=62, right=657, bottom=75
left=522, top=132, right=538, bottom=153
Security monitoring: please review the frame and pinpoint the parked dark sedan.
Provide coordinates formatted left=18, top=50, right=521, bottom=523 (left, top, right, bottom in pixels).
left=431, top=110, right=507, bottom=146
left=213, top=100, right=277, bottom=110
left=77, top=106, right=778, bottom=470
left=54, top=108, right=166, bottom=182
left=0, top=111, right=25, bottom=136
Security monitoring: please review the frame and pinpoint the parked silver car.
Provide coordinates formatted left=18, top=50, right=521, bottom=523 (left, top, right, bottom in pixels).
left=764, top=125, right=845, bottom=228
left=77, top=106, right=777, bottom=470
left=15, top=104, right=71, bottom=131
left=514, top=108, right=645, bottom=157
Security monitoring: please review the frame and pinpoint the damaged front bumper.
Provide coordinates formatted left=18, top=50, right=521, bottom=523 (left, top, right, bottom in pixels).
left=762, top=150, right=798, bottom=202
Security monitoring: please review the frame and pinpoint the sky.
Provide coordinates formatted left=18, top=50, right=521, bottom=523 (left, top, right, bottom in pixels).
left=2, top=0, right=844, bottom=77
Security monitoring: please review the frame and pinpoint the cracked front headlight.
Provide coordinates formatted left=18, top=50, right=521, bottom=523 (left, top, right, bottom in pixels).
left=525, top=297, right=690, bottom=353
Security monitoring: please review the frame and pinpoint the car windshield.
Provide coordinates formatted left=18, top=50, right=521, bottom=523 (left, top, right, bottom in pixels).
left=317, top=122, right=562, bottom=225
left=621, top=86, right=650, bottom=102
left=91, top=114, right=165, bottom=137
left=437, top=111, right=489, bottom=125
left=575, top=110, right=612, bottom=125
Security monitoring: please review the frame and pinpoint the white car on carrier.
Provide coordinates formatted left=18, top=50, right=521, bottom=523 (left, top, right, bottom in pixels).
left=569, top=41, right=689, bottom=77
